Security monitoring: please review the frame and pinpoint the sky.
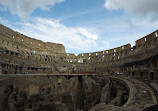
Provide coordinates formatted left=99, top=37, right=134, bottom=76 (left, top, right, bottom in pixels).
left=0, top=0, right=158, bottom=55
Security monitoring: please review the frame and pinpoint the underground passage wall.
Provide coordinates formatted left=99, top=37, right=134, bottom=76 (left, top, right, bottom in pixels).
left=0, top=75, right=109, bottom=111
left=0, top=75, right=157, bottom=111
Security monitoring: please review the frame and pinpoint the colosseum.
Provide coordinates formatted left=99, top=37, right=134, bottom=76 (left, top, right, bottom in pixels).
left=0, top=24, right=158, bottom=111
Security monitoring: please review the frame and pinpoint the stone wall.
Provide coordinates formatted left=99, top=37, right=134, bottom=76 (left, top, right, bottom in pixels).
left=0, top=24, right=68, bottom=74
left=0, top=24, right=158, bottom=84
left=0, top=24, right=66, bottom=54
left=0, top=75, right=80, bottom=111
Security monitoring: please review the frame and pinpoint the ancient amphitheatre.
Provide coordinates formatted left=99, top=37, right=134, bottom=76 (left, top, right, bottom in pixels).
left=0, top=24, right=158, bottom=111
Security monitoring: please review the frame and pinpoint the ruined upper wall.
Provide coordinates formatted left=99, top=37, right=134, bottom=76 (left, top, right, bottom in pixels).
left=77, top=30, right=158, bottom=61
left=0, top=24, right=66, bottom=55
left=136, top=30, right=158, bottom=46
left=67, top=30, right=158, bottom=63
left=1, top=24, right=158, bottom=64
left=78, top=44, right=131, bottom=57
left=69, top=44, right=132, bottom=63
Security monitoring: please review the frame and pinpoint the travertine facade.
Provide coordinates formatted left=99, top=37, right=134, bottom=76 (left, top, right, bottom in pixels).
left=0, top=24, right=67, bottom=74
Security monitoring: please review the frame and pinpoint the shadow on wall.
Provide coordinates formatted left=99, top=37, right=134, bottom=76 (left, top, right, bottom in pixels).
left=142, top=104, right=158, bottom=111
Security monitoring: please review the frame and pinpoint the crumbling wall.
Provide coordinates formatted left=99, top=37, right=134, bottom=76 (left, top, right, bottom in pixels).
left=0, top=24, right=68, bottom=74
left=0, top=76, right=80, bottom=111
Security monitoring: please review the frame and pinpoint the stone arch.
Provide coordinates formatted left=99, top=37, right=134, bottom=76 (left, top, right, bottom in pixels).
left=149, top=72, right=154, bottom=80
left=45, top=55, right=50, bottom=62
left=140, top=71, right=143, bottom=79
left=43, top=55, right=47, bottom=61
left=41, top=55, right=45, bottom=61
left=30, top=53, right=35, bottom=59
left=48, top=56, right=52, bottom=62
left=49, top=56, right=53, bottom=62
left=33, top=53, right=37, bottom=60
left=26, top=52, right=31, bottom=59
left=5, top=50, right=10, bottom=54
left=15, top=52, right=19, bottom=57
left=10, top=51, right=14, bottom=56
left=37, top=54, right=41, bottom=60
left=132, top=72, right=135, bottom=78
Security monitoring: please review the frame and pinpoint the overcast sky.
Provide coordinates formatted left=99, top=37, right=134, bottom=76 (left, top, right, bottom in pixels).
left=0, top=0, right=158, bottom=55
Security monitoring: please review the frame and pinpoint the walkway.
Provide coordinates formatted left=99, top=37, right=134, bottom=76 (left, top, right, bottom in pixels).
left=110, top=76, right=157, bottom=110
left=0, top=73, right=97, bottom=77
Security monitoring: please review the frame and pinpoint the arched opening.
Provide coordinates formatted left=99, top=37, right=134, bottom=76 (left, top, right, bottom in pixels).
left=15, top=67, right=18, bottom=74
left=38, top=55, right=41, bottom=60
left=4, top=71, right=7, bottom=74
left=76, top=76, right=84, bottom=110
left=150, top=72, right=154, bottom=80
left=19, top=67, right=23, bottom=74
left=78, top=76, right=82, bottom=83
left=15, top=53, right=18, bottom=57
left=6, top=50, right=9, bottom=54
left=72, top=68, right=76, bottom=74
left=140, top=71, right=143, bottom=79
left=10, top=52, right=14, bottom=56
left=132, top=72, right=135, bottom=78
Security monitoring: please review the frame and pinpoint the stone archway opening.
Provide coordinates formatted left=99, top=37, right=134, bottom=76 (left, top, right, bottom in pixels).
left=150, top=72, right=154, bottom=80
left=132, top=72, right=135, bottom=78
left=4, top=71, right=7, bottom=74
left=140, top=71, right=143, bottom=79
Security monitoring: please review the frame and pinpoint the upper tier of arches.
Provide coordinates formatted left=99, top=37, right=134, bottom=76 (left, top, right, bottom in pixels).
left=0, top=24, right=158, bottom=64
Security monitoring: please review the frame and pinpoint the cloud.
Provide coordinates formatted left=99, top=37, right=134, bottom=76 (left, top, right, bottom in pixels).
left=92, top=14, right=158, bottom=49
left=104, top=0, right=158, bottom=20
left=9, top=17, right=156, bottom=54
left=2, top=17, right=109, bottom=54
left=0, top=0, right=64, bottom=20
